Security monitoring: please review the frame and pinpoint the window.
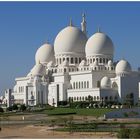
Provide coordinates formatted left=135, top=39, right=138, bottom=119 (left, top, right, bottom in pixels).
left=79, top=58, right=81, bottom=63
left=67, top=57, right=69, bottom=62
left=84, top=81, right=86, bottom=88
left=76, top=82, right=78, bottom=89
left=90, top=59, right=92, bottom=63
left=103, top=58, right=105, bottom=63
left=60, top=58, right=61, bottom=64
left=105, top=96, right=108, bottom=100
left=63, top=58, right=65, bottom=61
left=75, top=58, right=78, bottom=64
left=71, top=58, right=73, bottom=64
left=73, top=82, right=75, bottom=89
left=77, top=97, right=79, bottom=101
left=94, top=96, right=96, bottom=101
left=97, top=81, right=100, bottom=88
left=82, top=96, right=84, bottom=101
left=96, top=58, right=98, bottom=62
left=79, top=82, right=80, bottom=89
left=100, top=58, right=102, bottom=63
left=97, top=96, right=99, bottom=100
left=74, top=97, right=76, bottom=100
left=64, top=68, right=66, bottom=73
left=87, top=81, right=89, bottom=88
left=81, top=82, right=83, bottom=88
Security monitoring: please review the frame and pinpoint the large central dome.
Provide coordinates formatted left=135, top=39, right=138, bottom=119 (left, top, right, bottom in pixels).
left=85, top=32, right=114, bottom=57
left=54, top=26, right=87, bottom=55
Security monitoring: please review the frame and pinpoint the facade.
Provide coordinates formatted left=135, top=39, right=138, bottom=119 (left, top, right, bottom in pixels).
left=2, top=14, right=140, bottom=107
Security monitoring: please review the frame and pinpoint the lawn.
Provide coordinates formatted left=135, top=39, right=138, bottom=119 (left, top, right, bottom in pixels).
left=44, top=108, right=115, bottom=117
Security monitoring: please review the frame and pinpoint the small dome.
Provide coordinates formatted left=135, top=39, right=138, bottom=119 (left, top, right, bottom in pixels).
left=79, top=60, right=86, bottom=66
left=54, top=26, right=87, bottom=55
left=35, top=43, right=54, bottom=64
left=108, top=60, right=113, bottom=66
left=31, top=63, right=46, bottom=76
left=101, top=76, right=111, bottom=89
left=85, top=32, right=114, bottom=57
left=115, top=59, right=131, bottom=75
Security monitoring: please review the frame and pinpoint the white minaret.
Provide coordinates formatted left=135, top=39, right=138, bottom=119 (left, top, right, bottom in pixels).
left=81, top=13, right=87, bottom=35
left=69, top=17, right=73, bottom=26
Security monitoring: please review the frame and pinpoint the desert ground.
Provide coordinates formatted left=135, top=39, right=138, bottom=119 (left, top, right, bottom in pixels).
left=0, top=124, right=117, bottom=139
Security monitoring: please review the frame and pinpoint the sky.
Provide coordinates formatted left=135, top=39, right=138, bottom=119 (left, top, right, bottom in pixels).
left=0, top=1, right=140, bottom=95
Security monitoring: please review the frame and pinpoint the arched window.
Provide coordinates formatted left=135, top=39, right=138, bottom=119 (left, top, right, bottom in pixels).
left=94, top=67, right=96, bottom=70
left=79, top=82, right=80, bottom=89
left=99, top=58, right=102, bottom=63
left=94, top=96, right=96, bottom=101
left=87, top=81, right=89, bottom=88
left=76, top=97, right=78, bottom=101
left=93, top=58, right=95, bottom=62
left=96, top=58, right=98, bottom=62
left=79, top=58, right=81, bottom=63
left=82, top=96, right=84, bottom=101
left=84, top=81, right=86, bottom=88
left=97, top=96, right=99, bottom=100
left=80, top=97, right=81, bottom=101
left=90, top=59, right=92, bottom=63
left=97, top=81, right=100, bottom=88
left=76, top=82, right=78, bottom=89
left=73, top=82, right=75, bottom=89
left=110, top=96, right=112, bottom=101
left=105, top=96, right=108, bottom=100
left=66, top=58, right=69, bottom=62
left=60, top=58, right=61, bottom=64
left=74, top=97, right=76, bottom=100
left=63, top=58, right=65, bottom=61
left=55, top=69, right=57, bottom=73
left=71, top=58, right=73, bottom=64
left=103, top=58, right=105, bottom=63
left=75, top=58, right=78, bottom=64
left=106, top=59, right=108, bottom=63
left=81, top=82, right=83, bottom=88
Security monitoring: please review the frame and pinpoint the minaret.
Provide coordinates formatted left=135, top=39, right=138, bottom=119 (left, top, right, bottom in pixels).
left=81, top=13, right=87, bottom=35
left=69, top=18, right=73, bottom=26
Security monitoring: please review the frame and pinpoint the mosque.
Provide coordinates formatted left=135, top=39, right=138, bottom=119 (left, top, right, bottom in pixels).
left=2, top=14, right=140, bottom=107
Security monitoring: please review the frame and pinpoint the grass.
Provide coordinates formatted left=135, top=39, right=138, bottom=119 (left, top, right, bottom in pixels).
left=43, top=108, right=115, bottom=117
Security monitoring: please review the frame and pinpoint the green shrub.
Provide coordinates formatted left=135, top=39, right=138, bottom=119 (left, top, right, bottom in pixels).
left=129, top=128, right=140, bottom=138
left=0, top=107, right=4, bottom=112
left=20, top=104, right=26, bottom=111
left=117, top=128, right=130, bottom=138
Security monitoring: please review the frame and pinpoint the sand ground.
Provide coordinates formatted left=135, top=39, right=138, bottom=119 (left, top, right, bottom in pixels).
left=0, top=124, right=117, bottom=139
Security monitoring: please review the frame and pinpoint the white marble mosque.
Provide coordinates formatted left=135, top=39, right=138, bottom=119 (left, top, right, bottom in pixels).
left=1, top=14, right=140, bottom=107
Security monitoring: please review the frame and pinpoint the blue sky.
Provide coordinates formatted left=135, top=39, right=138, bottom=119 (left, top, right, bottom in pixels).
left=0, top=1, right=140, bottom=95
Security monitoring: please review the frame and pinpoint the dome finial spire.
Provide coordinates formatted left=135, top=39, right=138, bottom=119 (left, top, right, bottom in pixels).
left=81, top=13, right=87, bottom=35
left=69, top=17, right=73, bottom=26
left=97, top=26, right=101, bottom=33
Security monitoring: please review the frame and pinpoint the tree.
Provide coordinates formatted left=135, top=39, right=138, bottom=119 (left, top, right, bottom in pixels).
left=12, top=104, right=18, bottom=110
left=124, top=93, right=134, bottom=107
left=129, top=128, right=140, bottom=138
left=117, top=128, right=130, bottom=138
left=0, top=107, right=4, bottom=113
left=20, top=104, right=26, bottom=111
